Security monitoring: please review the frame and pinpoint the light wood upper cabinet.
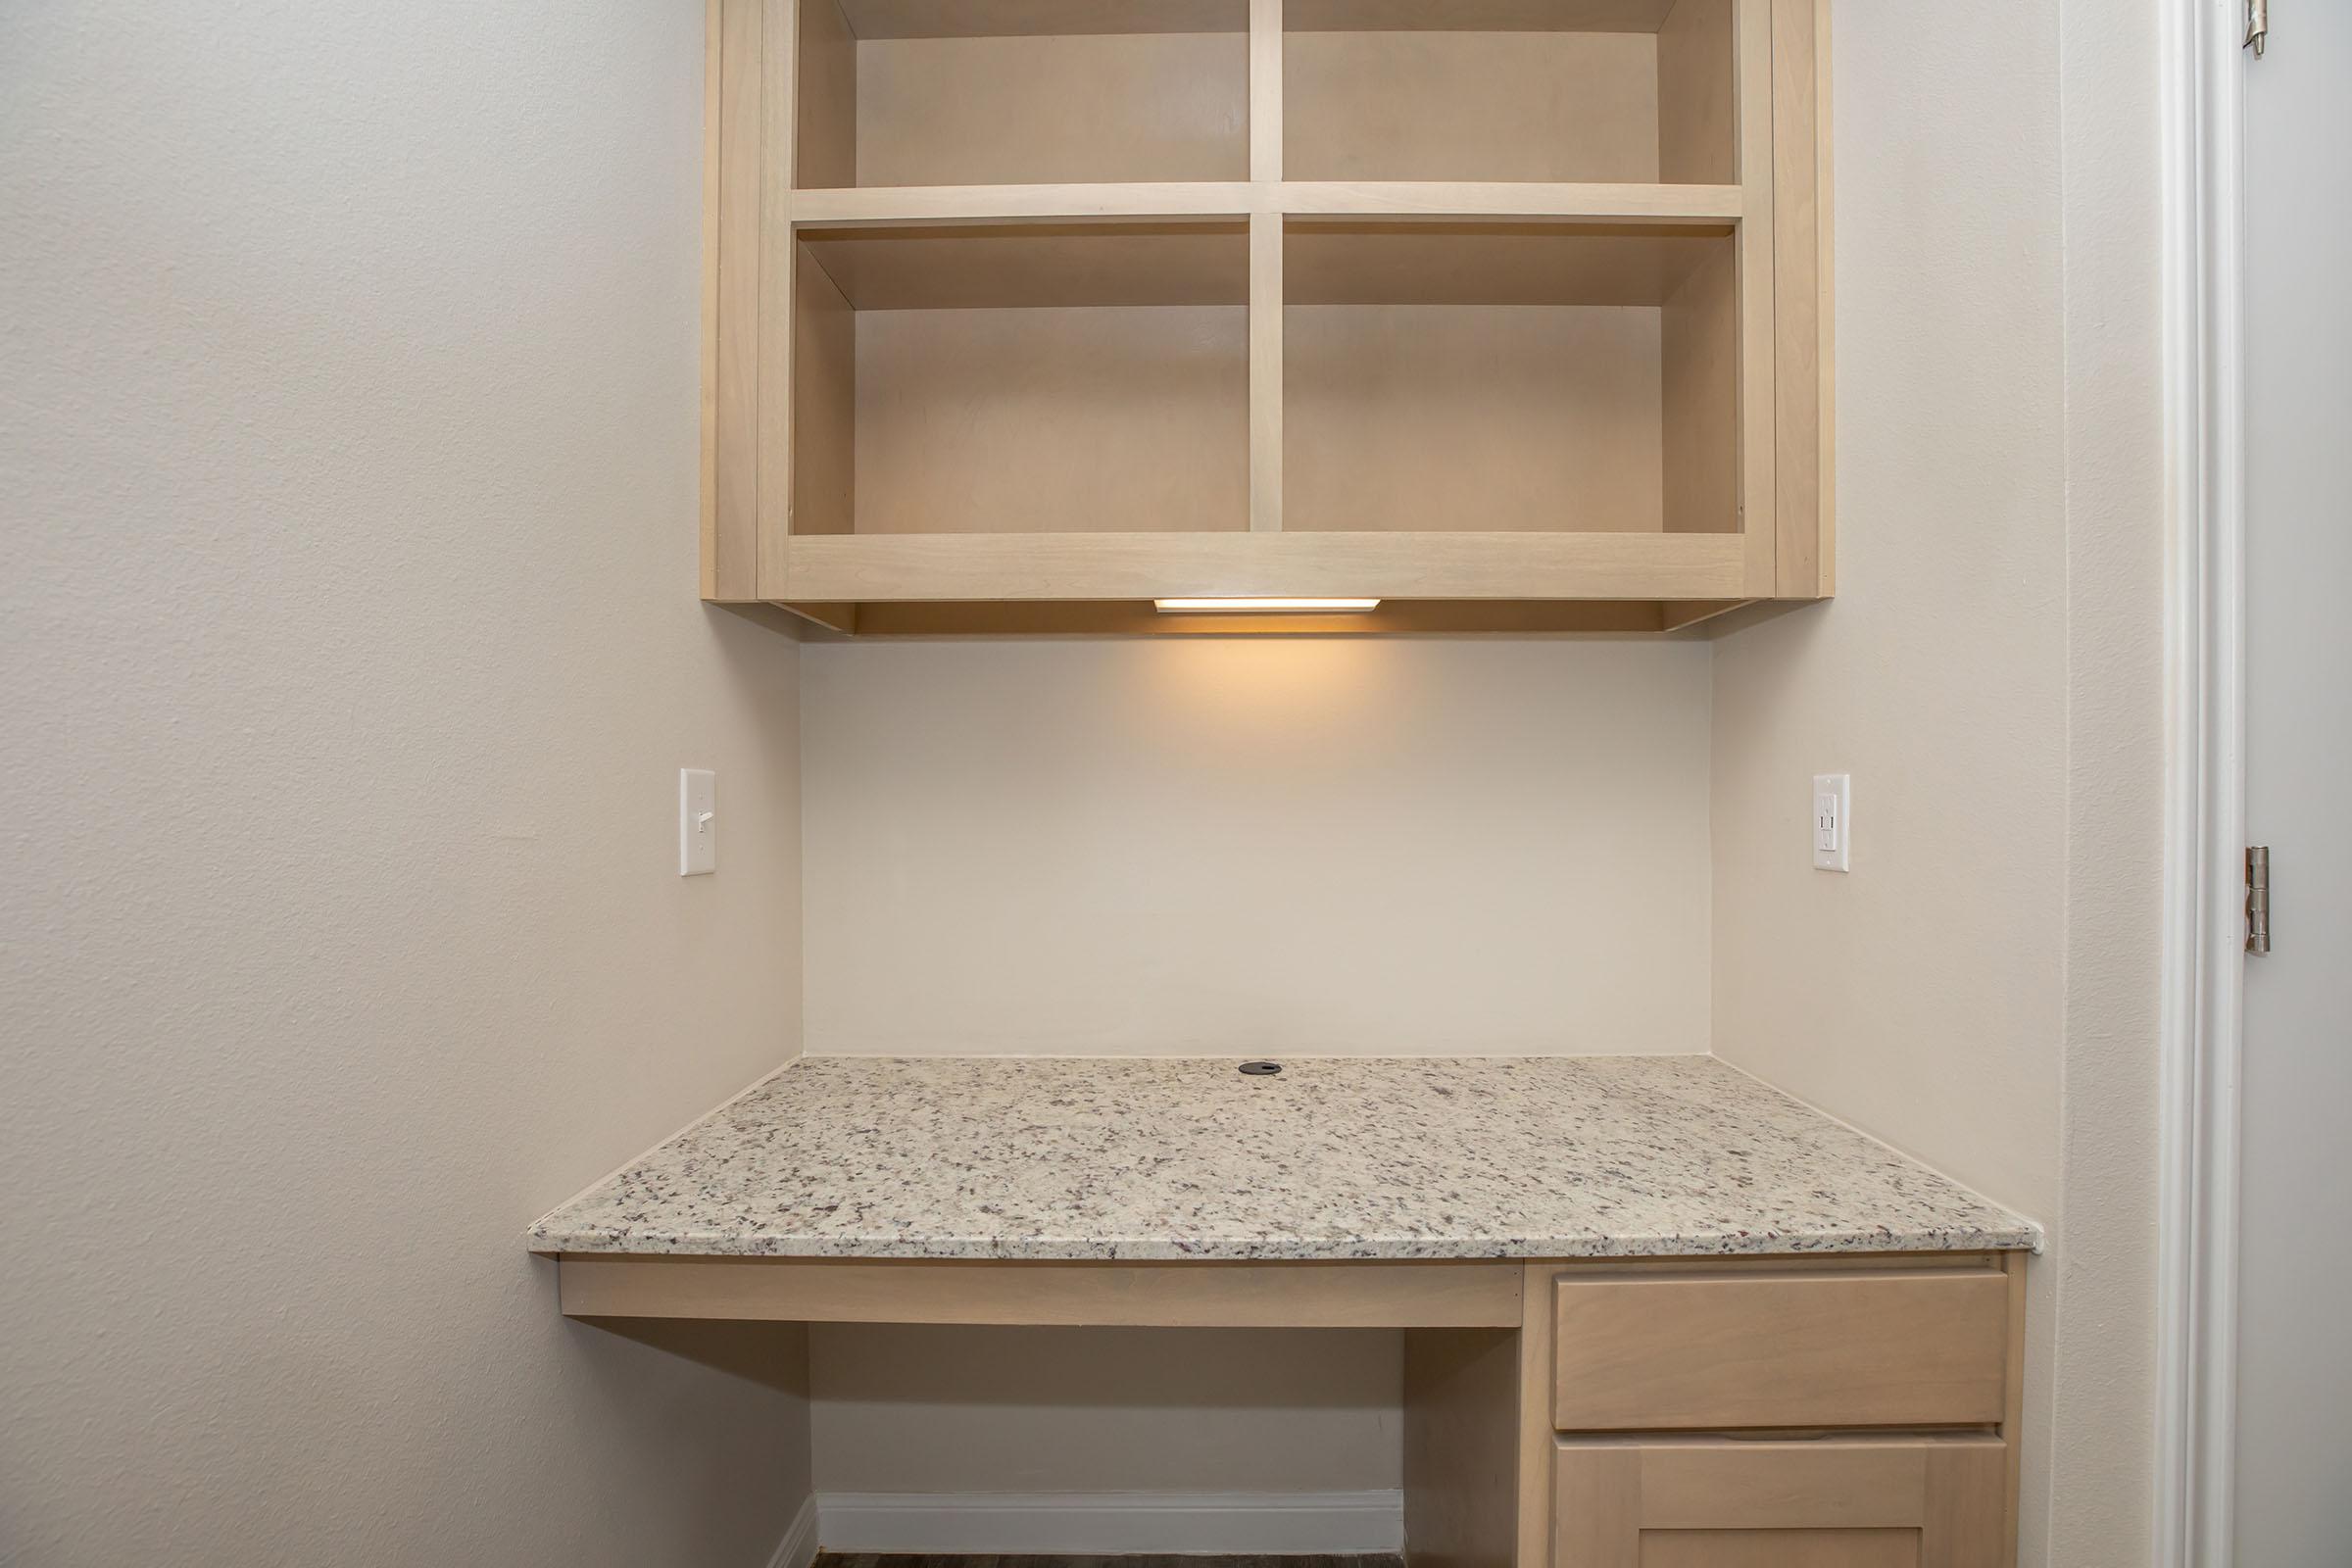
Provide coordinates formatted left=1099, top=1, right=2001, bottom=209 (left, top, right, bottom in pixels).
left=702, top=0, right=1832, bottom=635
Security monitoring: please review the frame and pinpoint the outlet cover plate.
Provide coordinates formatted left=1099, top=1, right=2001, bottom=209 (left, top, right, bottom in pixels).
left=1812, top=773, right=1850, bottom=873
left=680, top=768, right=715, bottom=876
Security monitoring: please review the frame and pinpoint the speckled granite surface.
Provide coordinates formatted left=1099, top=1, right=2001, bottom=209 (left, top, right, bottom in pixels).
left=528, top=1055, right=2037, bottom=1260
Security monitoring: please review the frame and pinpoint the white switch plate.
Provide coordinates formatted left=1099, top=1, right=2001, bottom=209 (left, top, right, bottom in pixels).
left=680, top=768, right=716, bottom=876
left=1812, top=773, right=1850, bottom=873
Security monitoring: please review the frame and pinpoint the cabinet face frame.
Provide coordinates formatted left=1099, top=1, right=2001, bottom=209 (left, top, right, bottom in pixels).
left=700, top=0, right=1833, bottom=630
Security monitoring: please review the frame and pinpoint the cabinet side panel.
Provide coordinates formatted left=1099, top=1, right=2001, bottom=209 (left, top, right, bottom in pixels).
left=1999, top=1254, right=2026, bottom=1568
left=1732, top=0, right=1777, bottom=593
left=1516, top=1266, right=1560, bottom=1568
left=1403, top=1330, right=1522, bottom=1568
left=1770, top=0, right=1826, bottom=596
left=1810, top=0, right=1833, bottom=594
left=713, top=0, right=765, bottom=601
left=702, top=0, right=723, bottom=598
left=757, top=0, right=801, bottom=598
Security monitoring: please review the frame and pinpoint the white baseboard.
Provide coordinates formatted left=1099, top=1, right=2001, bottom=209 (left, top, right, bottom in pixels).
left=768, top=1494, right=820, bottom=1568
left=815, top=1489, right=1404, bottom=1555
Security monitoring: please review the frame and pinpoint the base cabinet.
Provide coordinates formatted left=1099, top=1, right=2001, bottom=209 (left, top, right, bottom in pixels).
left=1520, top=1256, right=2028, bottom=1568
left=558, top=1250, right=2027, bottom=1568
left=1552, top=1438, right=2008, bottom=1568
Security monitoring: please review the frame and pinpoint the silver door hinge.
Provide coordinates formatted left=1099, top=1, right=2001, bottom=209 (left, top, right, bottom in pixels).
left=2246, top=0, right=2269, bottom=57
left=2246, top=846, right=2272, bottom=955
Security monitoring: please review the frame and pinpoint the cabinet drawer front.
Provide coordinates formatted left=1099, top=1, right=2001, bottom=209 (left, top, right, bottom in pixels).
left=1553, top=1437, right=2009, bottom=1568
left=1551, top=1267, right=2009, bottom=1431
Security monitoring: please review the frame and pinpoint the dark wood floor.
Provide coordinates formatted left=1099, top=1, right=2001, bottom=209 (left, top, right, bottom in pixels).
left=815, top=1556, right=1405, bottom=1568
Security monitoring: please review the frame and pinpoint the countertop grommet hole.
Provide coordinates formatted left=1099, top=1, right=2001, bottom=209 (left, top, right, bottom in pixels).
left=1239, top=1060, right=1282, bottom=1076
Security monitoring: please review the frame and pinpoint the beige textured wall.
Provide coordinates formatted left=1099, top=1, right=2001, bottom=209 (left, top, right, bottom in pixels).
left=800, top=633, right=1712, bottom=1502
left=811, top=1327, right=1401, bottom=1494
left=2041, top=0, right=2164, bottom=1558
left=1712, top=2, right=2070, bottom=1220
left=1709, top=5, right=2162, bottom=1566
left=0, top=4, right=811, bottom=1565
left=802, top=638, right=1714, bottom=1057
left=0, top=2, right=2162, bottom=1553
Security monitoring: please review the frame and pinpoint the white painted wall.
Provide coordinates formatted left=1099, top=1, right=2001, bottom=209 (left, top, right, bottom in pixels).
left=0, top=4, right=811, bottom=1565
left=802, top=637, right=1714, bottom=1056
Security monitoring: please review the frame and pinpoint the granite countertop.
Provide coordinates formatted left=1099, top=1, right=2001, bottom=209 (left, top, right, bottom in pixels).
left=529, top=1054, right=2036, bottom=1262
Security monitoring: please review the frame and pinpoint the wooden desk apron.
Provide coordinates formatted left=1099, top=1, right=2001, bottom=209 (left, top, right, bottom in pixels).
left=551, top=1250, right=2030, bottom=1568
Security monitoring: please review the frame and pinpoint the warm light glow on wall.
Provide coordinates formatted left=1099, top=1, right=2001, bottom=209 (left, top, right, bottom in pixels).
left=1152, top=598, right=1383, bottom=614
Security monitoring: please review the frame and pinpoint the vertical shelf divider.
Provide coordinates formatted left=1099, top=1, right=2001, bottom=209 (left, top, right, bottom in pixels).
left=1249, top=0, right=1285, bottom=535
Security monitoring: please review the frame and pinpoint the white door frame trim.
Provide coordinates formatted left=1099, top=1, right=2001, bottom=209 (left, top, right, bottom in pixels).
left=2154, top=0, right=2248, bottom=1564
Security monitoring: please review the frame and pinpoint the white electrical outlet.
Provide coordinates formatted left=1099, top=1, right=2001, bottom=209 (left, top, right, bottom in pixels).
left=680, top=768, right=716, bottom=876
left=1812, top=773, right=1850, bottom=873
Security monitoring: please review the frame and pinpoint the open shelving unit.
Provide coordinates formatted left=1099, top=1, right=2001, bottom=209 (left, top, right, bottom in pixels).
left=702, top=0, right=1831, bottom=635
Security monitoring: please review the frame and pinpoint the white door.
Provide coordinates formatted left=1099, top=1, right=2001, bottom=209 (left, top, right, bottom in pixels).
left=2234, top=1, right=2352, bottom=1561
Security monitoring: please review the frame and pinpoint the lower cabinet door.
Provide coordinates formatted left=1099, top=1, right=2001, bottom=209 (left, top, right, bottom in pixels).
left=1552, top=1437, right=2007, bottom=1568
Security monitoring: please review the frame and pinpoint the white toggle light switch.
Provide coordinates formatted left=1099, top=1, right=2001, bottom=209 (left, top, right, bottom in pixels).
left=1812, top=773, right=1850, bottom=873
left=680, top=768, right=716, bottom=876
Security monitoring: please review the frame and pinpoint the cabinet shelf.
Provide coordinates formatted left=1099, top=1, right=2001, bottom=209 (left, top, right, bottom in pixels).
left=799, top=220, right=1250, bottom=310
left=704, top=0, right=1831, bottom=633
left=1279, top=180, right=1740, bottom=220
left=788, top=184, right=1256, bottom=227
left=781, top=529, right=1745, bottom=603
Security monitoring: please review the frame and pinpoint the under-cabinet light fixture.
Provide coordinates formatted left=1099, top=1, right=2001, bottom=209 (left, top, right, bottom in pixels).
left=1152, top=597, right=1383, bottom=614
